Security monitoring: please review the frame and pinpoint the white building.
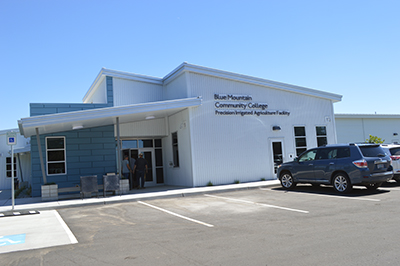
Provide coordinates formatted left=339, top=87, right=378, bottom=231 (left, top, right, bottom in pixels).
left=18, top=63, right=342, bottom=196
left=335, top=114, right=400, bottom=144
left=0, top=129, right=31, bottom=190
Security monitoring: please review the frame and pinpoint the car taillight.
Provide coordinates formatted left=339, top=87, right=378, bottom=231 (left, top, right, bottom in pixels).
left=353, top=159, right=368, bottom=168
left=391, top=155, right=400, bottom=161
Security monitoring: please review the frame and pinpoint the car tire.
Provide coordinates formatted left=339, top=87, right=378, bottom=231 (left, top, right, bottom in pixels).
left=332, top=173, right=352, bottom=193
left=280, top=172, right=296, bottom=189
left=365, top=182, right=382, bottom=190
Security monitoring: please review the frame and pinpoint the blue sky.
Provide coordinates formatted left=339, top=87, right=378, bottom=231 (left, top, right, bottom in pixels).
left=1, top=0, right=399, bottom=130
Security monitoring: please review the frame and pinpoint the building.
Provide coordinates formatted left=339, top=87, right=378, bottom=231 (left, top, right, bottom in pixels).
left=335, top=114, right=400, bottom=144
left=17, top=63, right=342, bottom=197
left=0, top=129, right=31, bottom=190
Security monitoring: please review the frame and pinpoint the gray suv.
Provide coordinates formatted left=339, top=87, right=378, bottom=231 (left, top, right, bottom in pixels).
left=277, top=143, right=393, bottom=193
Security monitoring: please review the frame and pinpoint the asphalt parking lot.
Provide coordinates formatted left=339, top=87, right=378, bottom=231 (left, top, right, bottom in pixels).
left=1, top=182, right=400, bottom=265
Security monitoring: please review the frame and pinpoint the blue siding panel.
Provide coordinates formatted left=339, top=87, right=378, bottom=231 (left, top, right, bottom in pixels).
left=78, top=132, right=103, bottom=138
left=67, top=138, right=92, bottom=144
left=30, top=125, right=117, bottom=197
left=79, top=143, right=103, bottom=150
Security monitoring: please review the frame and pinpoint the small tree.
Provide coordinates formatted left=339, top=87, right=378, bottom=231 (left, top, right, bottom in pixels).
left=366, top=135, right=385, bottom=144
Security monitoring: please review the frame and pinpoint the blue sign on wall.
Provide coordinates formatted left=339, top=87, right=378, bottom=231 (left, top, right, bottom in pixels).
left=0, top=234, right=26, bottom=246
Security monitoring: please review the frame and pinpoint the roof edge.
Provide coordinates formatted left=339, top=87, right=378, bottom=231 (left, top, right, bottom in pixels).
left=83, top=68, right=163, bottom=103
left=335, top=113, right=400, bottom=119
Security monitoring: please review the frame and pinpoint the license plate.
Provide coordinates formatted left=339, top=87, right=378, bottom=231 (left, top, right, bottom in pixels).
left=377, top=164, right=384, bottom=169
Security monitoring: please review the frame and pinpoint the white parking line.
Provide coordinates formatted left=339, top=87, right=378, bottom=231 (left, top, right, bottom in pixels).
left=261, top=188, right=381, bottom=202
left=380, top=187, right=400, bottom=191
left=54, top=211, right=78, bottom=244
left=204, top=194, right=309, bottom=214
left=138, top=201, right=214, bottom=228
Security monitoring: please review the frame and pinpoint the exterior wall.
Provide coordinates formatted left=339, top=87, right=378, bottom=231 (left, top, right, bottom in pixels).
left=336, top=117, right=400, bottom=144
left=83, top=76, right=114, bottom=104
left=186, top=72, right=336, bottom=186
left=30, top=103, right=111, bottom=116
left=30, top=125, right=116, bottom=197
left=163, top=109, right=193, bottom=187
left=163, top=72, right=188, bottom=100
left=0, top=130, right=31, bottom=189
left=112, top=78, right=163, bottom=106
left=87, top=77, right=107, bottom=103
left=118, top=118, right=167, bottom=138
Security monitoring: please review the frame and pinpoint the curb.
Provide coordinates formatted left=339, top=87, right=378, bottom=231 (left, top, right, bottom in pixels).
left=0, top=180, right=280, bottom=213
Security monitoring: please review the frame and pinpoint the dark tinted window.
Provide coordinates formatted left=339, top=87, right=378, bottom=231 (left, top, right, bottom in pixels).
left=337, top=147, right=350, bottom=158
left=316, top=126, right=327, bottom=136
left=47, top=138, right=64, bottom=149
left=359, top=145, right=386, bottom=157
left=295, top=138, right=307, bottom=147
left=316, top=147, right=350, bottom=160
left=139, top=139, right=153, bottom=148
left=154, top=139, right=162, bottom=147
left=317, top=137, right=327, bottom=147
left=316, top=148, right=330, bottom=160
left=294, top=127, right=305, bottom=136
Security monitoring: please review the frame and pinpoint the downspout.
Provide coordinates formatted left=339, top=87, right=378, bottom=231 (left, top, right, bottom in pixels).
left=35, top=127, right=47, bottom=184
left=17, top=153, right=24, bottom=182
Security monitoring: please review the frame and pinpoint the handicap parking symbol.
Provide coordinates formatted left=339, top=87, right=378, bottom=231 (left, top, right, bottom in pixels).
left=0, top=234, right=26, bottom=246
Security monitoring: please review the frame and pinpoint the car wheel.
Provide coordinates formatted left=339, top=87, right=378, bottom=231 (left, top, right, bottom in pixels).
left=280, top=172, right=296, bottom=189
left=332, top=173, right=352, bottom=193
left=365, top=182, right=382, bottom=190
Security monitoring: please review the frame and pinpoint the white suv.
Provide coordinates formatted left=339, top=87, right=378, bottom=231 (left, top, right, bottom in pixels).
left=382, top=144, right=400, bottom=182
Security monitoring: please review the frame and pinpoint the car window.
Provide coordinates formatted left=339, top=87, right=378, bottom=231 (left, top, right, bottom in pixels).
left=316, top=148, right=334, bottom=160
left=389, top=147, right=400, bottom=155
left=359, top=145, right=386, bottom=157
left=336, top=147, right=350, bottom=158
left=299, top=150, right=317, bottom=162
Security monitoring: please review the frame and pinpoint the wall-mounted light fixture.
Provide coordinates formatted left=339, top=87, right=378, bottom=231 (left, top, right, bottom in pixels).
left=272, top=125, right=281, bottom=131
left=145, top=115, right=155, bottom=120
left=72, top=125, right=84, bottom=130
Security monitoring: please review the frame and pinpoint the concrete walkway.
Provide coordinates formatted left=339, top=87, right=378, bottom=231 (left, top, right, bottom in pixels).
left=0, top=180, right=280, bottom=213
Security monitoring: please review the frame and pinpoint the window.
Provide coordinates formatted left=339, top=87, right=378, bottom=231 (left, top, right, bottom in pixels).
left=155, top=139, right=164, bottom=183
left=6, top=157, right=17, bottom=178
left=316, top=126, right=327, bottom=146
left=298, top=149, right=317, bottom=162
left=294, top=126, right=307, bottom=156
left=337, top=147, right=350, bottom=158
left=172, top=132, right=179, bottom=167
left=317, top=148, right=337, bottom=160
left=46, top=137, right=66, bottom=175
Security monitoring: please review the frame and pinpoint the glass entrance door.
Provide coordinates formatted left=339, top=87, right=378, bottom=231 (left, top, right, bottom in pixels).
left=131, top=149, right=156, bottom=187
left=121, top=139, right=164, bottom=188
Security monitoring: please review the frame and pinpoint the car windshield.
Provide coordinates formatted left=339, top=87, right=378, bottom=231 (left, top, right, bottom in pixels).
left=359, top=145, right=386, bottom=157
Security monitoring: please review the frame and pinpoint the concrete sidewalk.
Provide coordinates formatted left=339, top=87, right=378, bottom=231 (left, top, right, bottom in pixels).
left=0, top=179, right=280, bottom=213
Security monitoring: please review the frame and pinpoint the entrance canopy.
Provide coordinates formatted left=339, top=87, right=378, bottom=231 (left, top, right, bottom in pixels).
left=18, top=97, right=202, bottom=137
